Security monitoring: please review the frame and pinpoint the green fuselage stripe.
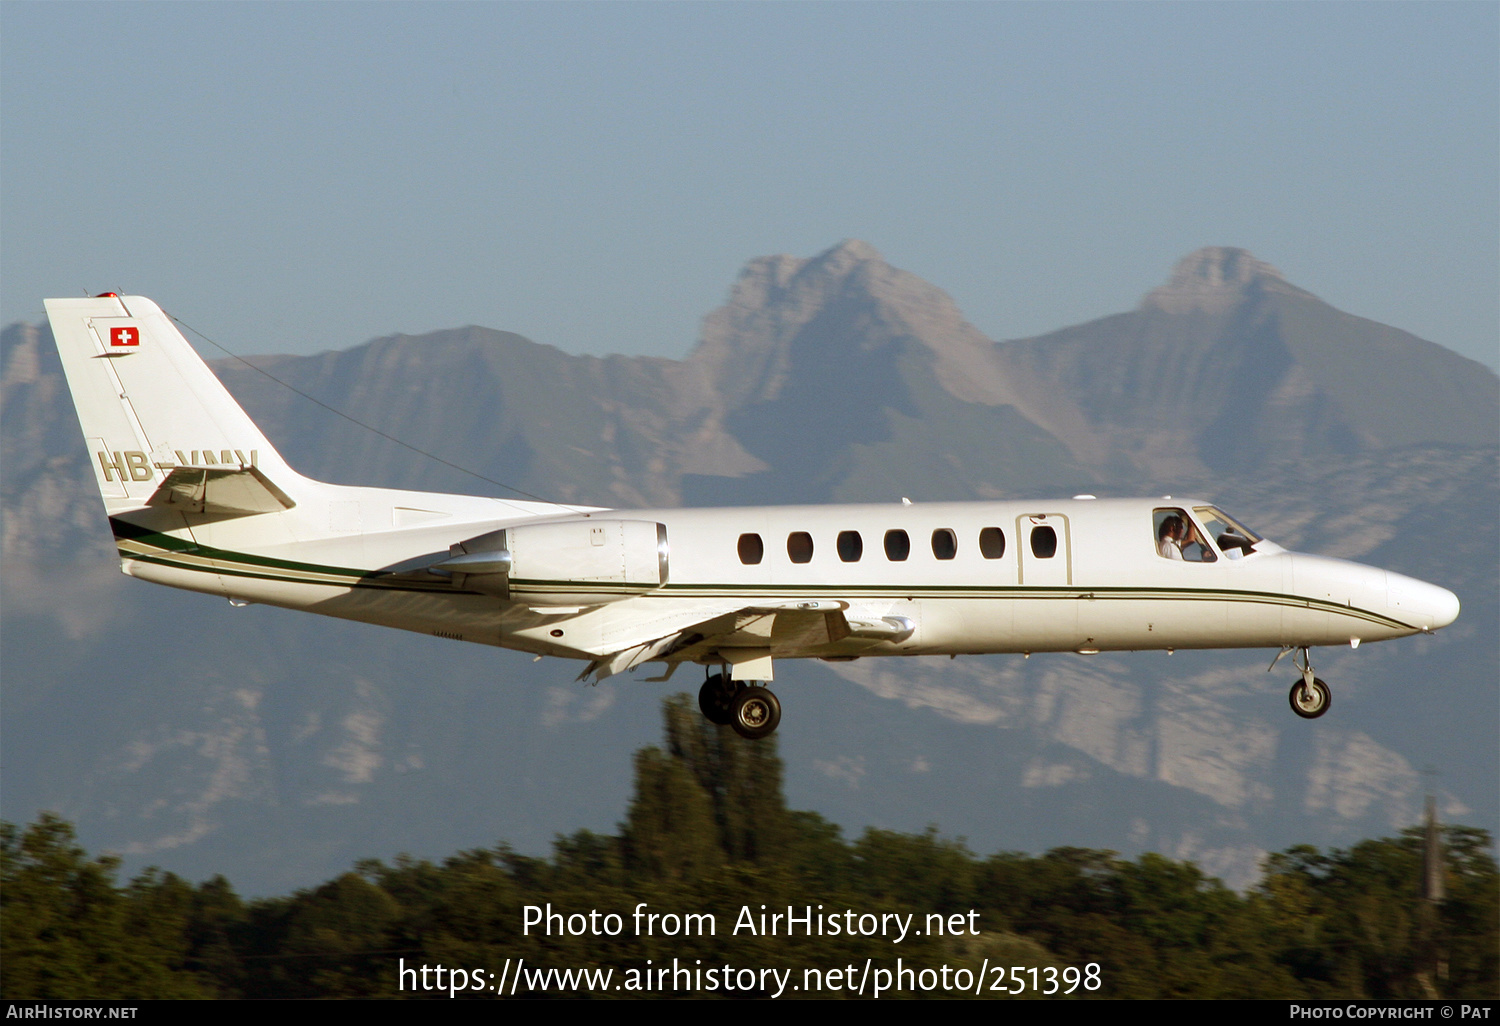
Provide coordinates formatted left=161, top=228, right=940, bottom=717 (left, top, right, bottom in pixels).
left=111, top=519, right=1417, bottom=633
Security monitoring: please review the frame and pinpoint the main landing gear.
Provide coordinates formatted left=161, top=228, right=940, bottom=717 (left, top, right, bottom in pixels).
left=1278, top=645, right=1332, bottom=719
left=699, top=671, right=782, bottom=740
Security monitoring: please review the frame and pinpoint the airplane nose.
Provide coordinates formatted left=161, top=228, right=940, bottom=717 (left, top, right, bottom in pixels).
left=1428, top=585, right=1461, bottom=629
left=1386, top=571, right=1460, bottom=630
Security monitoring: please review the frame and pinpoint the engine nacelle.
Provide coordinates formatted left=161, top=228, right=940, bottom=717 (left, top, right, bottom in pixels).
left=439, top=519, right=668, bottom=606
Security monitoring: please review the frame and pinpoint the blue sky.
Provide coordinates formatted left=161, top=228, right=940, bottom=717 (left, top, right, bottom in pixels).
left=3, top=2, right=1496, bottom=371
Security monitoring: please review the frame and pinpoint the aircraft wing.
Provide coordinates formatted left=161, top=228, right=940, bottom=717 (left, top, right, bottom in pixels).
left=576, top=600, right=914, bottom=682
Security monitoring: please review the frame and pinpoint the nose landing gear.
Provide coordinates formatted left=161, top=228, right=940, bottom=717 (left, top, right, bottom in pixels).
left=698, top=669, right=782, bottom=739
left=1289, top=675, right=1332, bottom=718
left=1277, top=646, right=1332, bottom=719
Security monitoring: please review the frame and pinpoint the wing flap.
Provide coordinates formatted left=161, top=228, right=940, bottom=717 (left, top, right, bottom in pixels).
left=576, top=602, right=913, bottom=682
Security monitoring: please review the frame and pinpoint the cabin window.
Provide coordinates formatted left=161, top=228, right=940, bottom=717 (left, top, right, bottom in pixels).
left=884, top=529, right=910, bottom=561
left=1153, top=508, right=1216, bottom=563
left=932, top=528, right=957, bottom=560
left=837, top=530, right=863, bottom=562
left=737, top=533, right=764, bottom=565
left=1030, top=525, right=1058, bottom=559
left=787, top=531, right=814, bottom=564
left=979, top=527, right=1006, bottom=559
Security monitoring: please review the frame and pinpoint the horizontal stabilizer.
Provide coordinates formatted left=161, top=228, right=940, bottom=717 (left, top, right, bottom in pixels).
left=146, top=465, right=296, bottom=516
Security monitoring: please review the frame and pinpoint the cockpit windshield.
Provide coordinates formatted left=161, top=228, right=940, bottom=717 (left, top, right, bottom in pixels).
left=1193, top=506, right=1263, bottom=558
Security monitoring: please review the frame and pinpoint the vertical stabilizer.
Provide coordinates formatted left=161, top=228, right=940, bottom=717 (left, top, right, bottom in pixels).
left=44, top=295, right=301, bottom=514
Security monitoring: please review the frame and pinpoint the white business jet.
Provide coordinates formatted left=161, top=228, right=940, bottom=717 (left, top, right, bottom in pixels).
left=45, top=295, right=1461, bottom=739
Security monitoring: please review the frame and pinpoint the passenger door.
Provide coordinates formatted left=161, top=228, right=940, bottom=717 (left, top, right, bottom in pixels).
left=1017, top=513, right=1071, bottom=586
left=1014, top=513, right=1079, bottom=648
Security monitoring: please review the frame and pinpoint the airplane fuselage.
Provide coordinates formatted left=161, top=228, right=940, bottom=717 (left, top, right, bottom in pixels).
left=113, top=485, right=1454, bottom=666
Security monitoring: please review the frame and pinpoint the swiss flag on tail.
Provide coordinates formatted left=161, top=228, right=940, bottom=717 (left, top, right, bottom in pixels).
left=110, top=326, right=139, bottom=347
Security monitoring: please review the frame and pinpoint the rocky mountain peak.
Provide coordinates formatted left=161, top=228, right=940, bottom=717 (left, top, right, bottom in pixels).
left=809, top=237, right=884, bottom=273
left=1141, top=246, right=1310, bottom=315
left=692, top=240, right=988, bottom=395
left=691, top=240, right=961, bottom=408
left=717, top=239, right=886, bottom=313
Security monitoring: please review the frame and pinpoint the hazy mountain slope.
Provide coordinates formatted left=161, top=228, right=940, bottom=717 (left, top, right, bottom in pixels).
left=991, top=248, right=1499, bottom=480
left=213, top=327, right=762, bottom=508
left=1, top=324, right=114, bottom=566
left=2, top=244, right=1494, bottom=895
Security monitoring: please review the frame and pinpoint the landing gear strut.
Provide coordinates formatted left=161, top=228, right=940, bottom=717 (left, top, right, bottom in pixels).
left=698, top=669, right=781, bottom=739
left=1285, top=646, right=1332, bottom=719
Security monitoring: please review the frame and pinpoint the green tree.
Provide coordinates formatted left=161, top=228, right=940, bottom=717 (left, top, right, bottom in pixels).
left=0, top=814, right=206, bottom=998
left=1256, top=827, right=1499, bottom=999
left=620, top=745, right=724, bottom=883
left=662, top=694, right=791, bottom=862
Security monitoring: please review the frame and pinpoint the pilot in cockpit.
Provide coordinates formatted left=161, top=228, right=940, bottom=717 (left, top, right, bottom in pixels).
left=1157, top=514, right=1185, bottom=560
left=1155, top=509, right=1221, bottom=563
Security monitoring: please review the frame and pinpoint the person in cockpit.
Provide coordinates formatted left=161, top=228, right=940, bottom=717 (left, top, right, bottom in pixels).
left=1157, top=515, right=1186, bottom=560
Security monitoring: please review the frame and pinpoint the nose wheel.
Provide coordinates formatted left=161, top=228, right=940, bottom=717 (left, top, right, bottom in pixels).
left=1278, top=646, right=1332, bottom=719
left=1289, top=676, right=1331, bottom=718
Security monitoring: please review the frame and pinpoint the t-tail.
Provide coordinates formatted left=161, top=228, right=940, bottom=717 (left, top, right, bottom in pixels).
left=45, top=294, right=564, bottom=606
left=44, top=294, right=305, bottom=518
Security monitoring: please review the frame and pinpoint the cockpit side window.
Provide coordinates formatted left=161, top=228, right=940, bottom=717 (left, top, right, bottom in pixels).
left=1153, top=508, right=1216, bottom=563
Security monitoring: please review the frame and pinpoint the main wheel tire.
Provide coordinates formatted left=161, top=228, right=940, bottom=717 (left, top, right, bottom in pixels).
left=699, top=672, right=741, bottom=726
left=1289, top=677, right=1331, bottom=719
left=730, top=686, right=781, bottom=740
